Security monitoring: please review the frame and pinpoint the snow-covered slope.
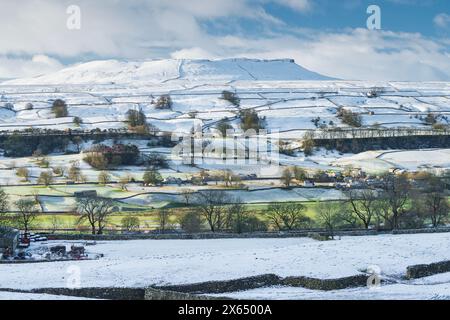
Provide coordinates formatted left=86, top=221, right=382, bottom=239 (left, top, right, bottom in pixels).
left=5, top=58, right=332, bottom=85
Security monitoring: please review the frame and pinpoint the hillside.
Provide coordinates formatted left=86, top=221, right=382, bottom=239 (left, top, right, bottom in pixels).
left=4, top=58, right=333, bottom=85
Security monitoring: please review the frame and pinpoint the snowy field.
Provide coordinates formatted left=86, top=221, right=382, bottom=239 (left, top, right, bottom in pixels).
left=215, top=282, right=450, bottom=300
left=1, top=233, right=450, bottom=299
left=0, top=59, right=449, bottom=190
left=0, top=59, right=449, bottom=137
left=334, top=149, right=450, bottom=174
left=0, top=291, right=93, bottom=300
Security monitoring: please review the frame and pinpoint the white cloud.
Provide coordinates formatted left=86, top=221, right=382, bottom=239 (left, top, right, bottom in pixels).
left=272, top=0, right=311, bottom=12
left=0, top=0, right=285, bottom=58
left=0, top=0, right=449, bottom=81
left=0, top=55, right=63, bottom=79
left=170, top=48, right=217, bottom=60
left=434, top=13, right=450, bottom=29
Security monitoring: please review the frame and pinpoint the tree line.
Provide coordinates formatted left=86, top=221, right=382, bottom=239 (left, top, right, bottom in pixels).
left=0, top=172, right=448, bottom=236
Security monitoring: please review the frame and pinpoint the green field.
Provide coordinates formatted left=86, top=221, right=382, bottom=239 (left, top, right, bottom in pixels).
left=29, top=200, right=323, bottom=231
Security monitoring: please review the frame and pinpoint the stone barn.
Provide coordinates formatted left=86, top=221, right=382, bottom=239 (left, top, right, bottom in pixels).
left=0, top=227, right=20, bottom=254
left=74, top=190, right=98, bottom=198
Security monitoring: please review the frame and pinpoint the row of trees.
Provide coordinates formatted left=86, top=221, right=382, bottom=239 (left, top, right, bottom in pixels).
left=1, top=172, right=447, bottom=235
left=327, top=173, right=449, bottom=233
left=0, top=134, right=80, bottom=157
left=181, top=173, right=450, bottom=235
left=144, top=171, right=448, bottom=235
left=15, top=161, right=87, bottom=184
left=14, top=164, right=165, bottom=189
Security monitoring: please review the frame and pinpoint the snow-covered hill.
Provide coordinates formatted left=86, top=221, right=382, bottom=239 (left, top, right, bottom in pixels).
left=4, top=58, right=333, bottom=85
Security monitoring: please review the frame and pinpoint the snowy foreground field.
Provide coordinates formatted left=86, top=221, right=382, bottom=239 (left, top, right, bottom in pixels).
left=1, top=233, right=450, bottom=300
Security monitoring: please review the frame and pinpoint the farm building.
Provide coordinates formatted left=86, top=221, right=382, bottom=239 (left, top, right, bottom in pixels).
left=74, top=190, right=98, bottom=198
left=0, top=227, right=20, bottom=254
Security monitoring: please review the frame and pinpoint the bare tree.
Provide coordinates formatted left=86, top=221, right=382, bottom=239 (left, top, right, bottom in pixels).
left=181, top=189, right=194, bottom=206
left=280, top=168, right=293, bottom=188
left=195, top=190, right=230, bottom=232
left=226, top=199, right=246, bottom=233
left=53, top=166, right=65, bottom=177
left=50, top=215, right=62, bottom=233
left=98, top=171, right=111, bottom=185
left=73, top=136, right=84, bottom=153
left=417, top=175, right=449, bottom=228
left=346, top=188, right=379, bottom=229
left=0, top=188, right=9, bottom=227
left=76, top=197, right=114, bottom=235
left=380, top=174, right=410, bottom=230
left=16, top=167, right=30, bottom=182
left=178, top=211, right=203, bottom=233
left=222, top=170, right=233, bottom=188
left=38, top=171, right=54, bottom=186
left=14, top=199, right=39, bottom=234
left=68, top=161, right=82, bottom=182
left=119, top=174, right=132, bottom=191
left=267, top=202, right=308, bottom=231
left=157, top=209, right=172, bottom=234
left=316, top=202, right=342, bottom=239
left=373, top=199, right=394, bottom=230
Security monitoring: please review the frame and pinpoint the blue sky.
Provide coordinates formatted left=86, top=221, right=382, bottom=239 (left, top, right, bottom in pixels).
left=263, top=0, right=448, bottom=36
left=0, top=0, right=448, bottom=81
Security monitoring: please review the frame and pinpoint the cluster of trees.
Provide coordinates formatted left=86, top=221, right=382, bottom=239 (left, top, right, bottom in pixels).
left=424, top=113, right=438, bottom=126
left=181, top=191, right=268, bottom=233
left=155, top=95, right=173, bottom=110
left=280, top=167, right=308, bottom=188
left=145, top=152, right=169, bottom=169
left=316, top=135, right=450, bottom=154
left=337, top=107, right=362, bottom=128
left=0, top=134, right=74, bottom=157
left=52, top=99, right=69, bottom=118
left=302, top=132, right=316, bottom=156
left=190, top=169, right=243, bottom=188
left=322, top=173, right=450, bottom=235
left=125, top=108, right=153, bottom=134
left=176, top=192, right=330, bottom=234
left=83, top=144, right=140, bottom=169
left=177, top=173, right=450, bottom=236
left=68, top=161, right=86, bottom=182
left=239, top=109, right=266, bottom=132
left=126, top=108, right=147, bottom=127
left=1, top=171, right=447, bottom=236
left=143, top=168, right=163, bottom=186
left=221, top=91, right=240, bottom=106
left=73, top=116, right=83, bottom=126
